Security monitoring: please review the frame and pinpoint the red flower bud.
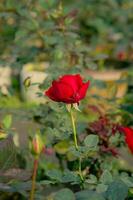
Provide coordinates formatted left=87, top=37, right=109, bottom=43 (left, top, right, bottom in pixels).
left=31, top=134, right=44, bottom=156
left=45, top=74, right=90, bottom=104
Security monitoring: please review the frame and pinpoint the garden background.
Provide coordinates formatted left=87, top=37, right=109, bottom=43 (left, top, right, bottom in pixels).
left=0, top=0, right=133, bottom=200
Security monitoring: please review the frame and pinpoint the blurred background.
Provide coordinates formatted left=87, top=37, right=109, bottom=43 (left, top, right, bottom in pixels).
left=0, top=1, right=133, bottom=199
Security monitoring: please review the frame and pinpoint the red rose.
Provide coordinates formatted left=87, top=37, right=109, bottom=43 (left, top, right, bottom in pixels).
left=45, top=74, right=90, bottom=104
left=122, top=127, right=133, bottom=153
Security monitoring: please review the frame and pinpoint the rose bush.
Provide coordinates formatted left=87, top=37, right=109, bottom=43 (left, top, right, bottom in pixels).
left=0, top=87, right=133, bottom=200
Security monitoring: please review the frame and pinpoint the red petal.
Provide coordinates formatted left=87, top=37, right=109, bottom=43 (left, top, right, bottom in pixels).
left=122, top=127, right=133, bottom=134
left=45, top=74, right=90, bottom=104
left=45, top=81, right=73, bottom=103
left=74, top=74, right=83, bottom=88
left=59, top=74, right=83, bottom=93
left=123, top=127, right=133, bottom=153
left=55, top=82, right=73, bottom=101
left=78, top=80, right=90, bottom=100
left=45, top=86, right=58, bottom=101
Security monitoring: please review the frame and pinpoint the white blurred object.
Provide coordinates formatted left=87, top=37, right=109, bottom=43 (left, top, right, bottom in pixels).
left=0, top=66, right=12, bottom=95
left=87, top=69, right=128, bottom=98
left=20, top=62, right=48, bottom=103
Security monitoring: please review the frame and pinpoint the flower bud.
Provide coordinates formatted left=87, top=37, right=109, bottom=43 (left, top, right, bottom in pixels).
left=23, top=76, right=31, bottom=89
left=30, top=133, right=44, bottom=156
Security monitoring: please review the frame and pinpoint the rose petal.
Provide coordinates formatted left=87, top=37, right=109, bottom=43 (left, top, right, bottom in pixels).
left=59, top=74, right=83, bottom=93
left=45, top=81, right=73, bottom=102
left=45, top=81, right=58, bottom=101
left=74, top=74, right=83, bottom=88
left=123, top=127, right=133, bottom=153
left=78, top=80, right=90, bottom=100
left=45, top=74, right=90, bottom=104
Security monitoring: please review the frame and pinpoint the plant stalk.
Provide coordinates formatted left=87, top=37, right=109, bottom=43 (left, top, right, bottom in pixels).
left=29, top=158, right=38, bottom=200
left=70, top=107, right=84, bottom=181
left=79, top=157, right=84, bottom=181
left=70, top=107, right=78, bottom=150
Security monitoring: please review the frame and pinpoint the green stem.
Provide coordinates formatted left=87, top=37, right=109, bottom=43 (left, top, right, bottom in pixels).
left=70, top=106, right=84, bottom=181
left=29, top=158, right=38, bottom=200
left=70, top=107, right=78, bottom=150
left=79, top=157, right=84, bottom=181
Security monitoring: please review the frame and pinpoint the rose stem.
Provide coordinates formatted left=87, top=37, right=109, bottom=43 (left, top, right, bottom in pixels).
left=70, top=107, right=78, bottom=150
left=29, top=158, right=39, bottom=200
left=70, top=107, right=84, bottom=181
left=79, top=157, right=83, bottom=181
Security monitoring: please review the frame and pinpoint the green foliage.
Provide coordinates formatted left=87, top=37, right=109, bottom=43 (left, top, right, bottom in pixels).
left=0, top=136, right=17, bottom=171
left=100, top=170, right=113, bottom=185
left=76, top=190, right=105, bottom=200
left=53, top=188, right=75, bottom=200
left=106, top=180, right=129, bottom=200
left=45, top=169, right=80, bottom=185
left=46, top=169, right=62, bottom=183
left=84, top=135, right=99, bottom=149
left=2, top=115, right=12, bottom=129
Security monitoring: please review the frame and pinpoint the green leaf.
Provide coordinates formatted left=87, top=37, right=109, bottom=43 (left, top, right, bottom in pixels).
left=76, top=190, right=105, bottom=200
left=96, top=184, right=108, bottom=193
left=85, top=174, right=97, bottom=184
left=84, top=135, right=99, bottom=148
left=10, top=181, right=31, bottom=192
left=54, top=140, right=70, bottom=155
left=109, top=133, right=120, bottom=146
left=54, top=188, right=75, bottom=200
left=62, top=170, right=80, bottom=184
left=100, top=170, right=113, bottom=185
left=46, top=169, right=62, bottom=182
left=0, top=136, right=17, bottom=172
left=40, top=180, right=56, bottom=185
left=68, top=147, right=81, bottom=158
left=54, top=49, right=64, bottom=60
left=106, top=180, right=128, bottom=200
left=2, top=115, right=12, bottom=129
left=39, top=0, right=55, bottom=9
left=120, top=173, right=133, bottom=187
left=0, top=133, right=7, bottom=140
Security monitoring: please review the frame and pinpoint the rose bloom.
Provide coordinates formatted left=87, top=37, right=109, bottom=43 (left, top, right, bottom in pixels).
left=122, top=127, right=133, bottom=153
left=45, top=74, right=90, bottom=104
